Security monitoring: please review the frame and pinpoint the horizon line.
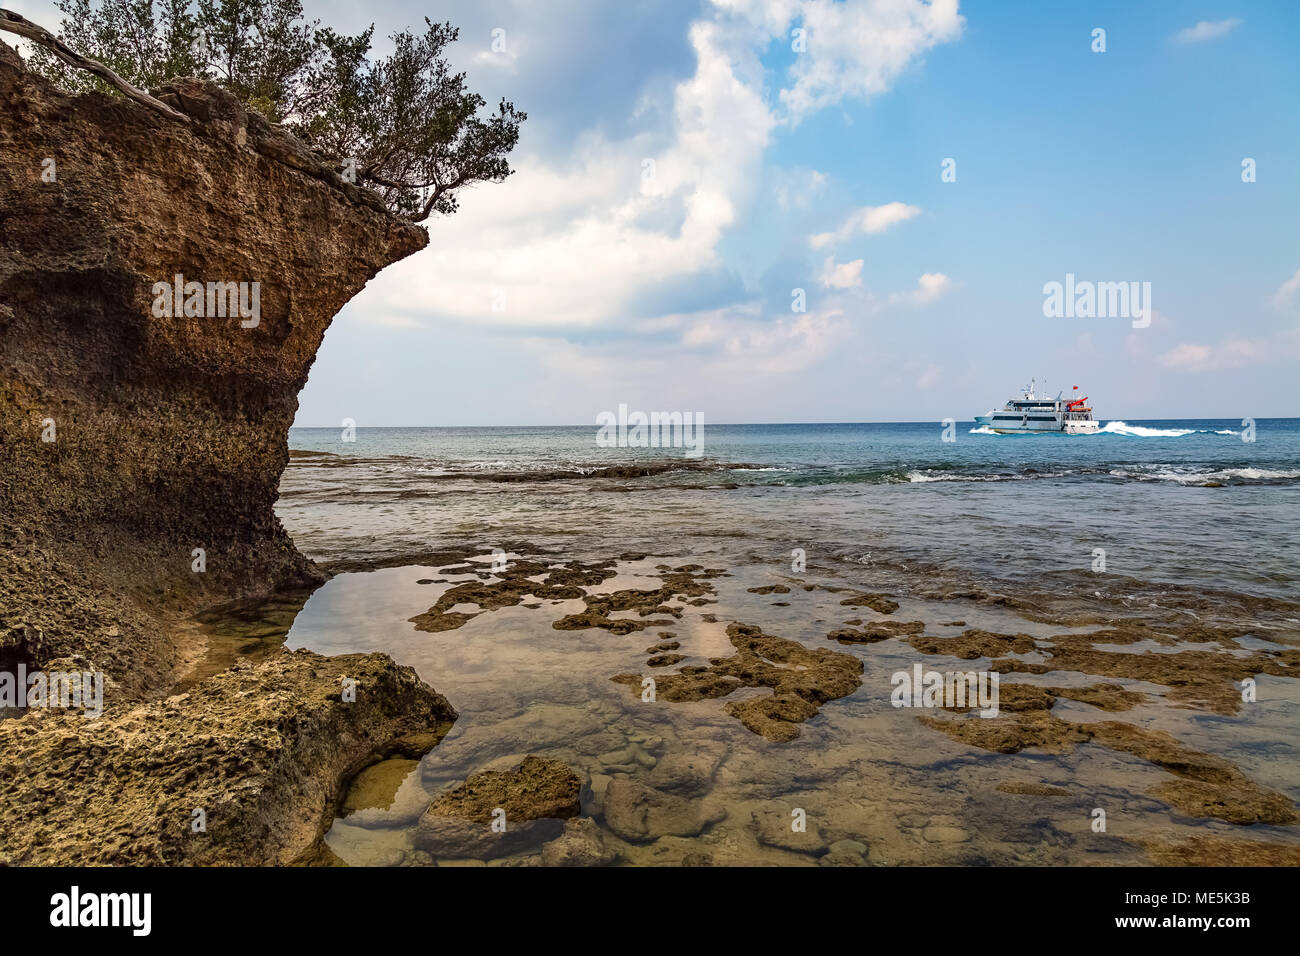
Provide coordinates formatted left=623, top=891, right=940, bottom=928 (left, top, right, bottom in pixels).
left=288, top=416, right=1286, bottom=429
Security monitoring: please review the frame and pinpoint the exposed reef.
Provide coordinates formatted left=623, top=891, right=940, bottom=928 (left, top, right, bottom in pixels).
left=613, top=622, right=863, bottom=741
left=919, top=682, right=1299, bottom=826
left=409, top=558, right=616, bottom=632
left=414, top=755, right=581, bottom=858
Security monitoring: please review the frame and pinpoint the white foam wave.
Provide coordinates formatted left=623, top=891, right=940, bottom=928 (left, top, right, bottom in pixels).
left=1099, top=421, right=1197, bottom=437
left=1110, top=466, right=1300, bottom=484
left=1210, top=467, right=1300, bottom=481
left=906, top=471, right=1048, bottom=483
left=912, top=465, right=1299, bottom=486
left=972, top=420, right=1238, bottom=439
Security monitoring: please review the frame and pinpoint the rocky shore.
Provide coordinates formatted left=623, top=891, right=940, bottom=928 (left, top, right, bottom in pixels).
left=0, top=651, right=456, bottom=865
left=0, top=39, right=447, bottom=864
left=3, top=34, right=1298, bottom=867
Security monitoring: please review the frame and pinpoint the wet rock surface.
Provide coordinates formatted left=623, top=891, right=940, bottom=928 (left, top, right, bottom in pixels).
left=612, top=622, right=863, bottom=741
left=830, top=620, right=925, bottom=644
left=553, top=567, right=722, bottom=634
left=750, top=809, right=829, bottom=855
left=602, top=779, right=726, bottom=843
left=0, top=650, right=455, bottom=864
left=414, top=755, right=582, bottom=858
left=280, top=551, right=1300, bottom=866
left=838, top=592, right=899, bottom=614
left=540, top=817, right=619, bottom=866
left=410, top=558, right=616, bottom=632
left=919, top=682, right=1299, bottom=826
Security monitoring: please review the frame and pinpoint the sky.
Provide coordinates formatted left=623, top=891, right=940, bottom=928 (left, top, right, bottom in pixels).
left=11, top=0, right=1300, bottom=424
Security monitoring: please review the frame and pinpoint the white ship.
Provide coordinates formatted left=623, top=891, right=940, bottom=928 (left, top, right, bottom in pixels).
left=974, top=380, right=1099, bottom=435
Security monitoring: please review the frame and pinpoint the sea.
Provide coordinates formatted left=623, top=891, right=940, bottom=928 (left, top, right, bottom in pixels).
left=207, top=418, right=1300, bottom=865
left=280, top=419, right=1300, bottom=601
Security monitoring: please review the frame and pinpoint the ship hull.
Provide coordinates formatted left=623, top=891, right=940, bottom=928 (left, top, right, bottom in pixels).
left=974, top=415, right=1099, bottom=435
left=974, top=381, right=1098, bottom=435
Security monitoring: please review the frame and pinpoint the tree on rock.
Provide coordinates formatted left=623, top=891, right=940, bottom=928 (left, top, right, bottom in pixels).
left=3, top=0, right=524, bottom=222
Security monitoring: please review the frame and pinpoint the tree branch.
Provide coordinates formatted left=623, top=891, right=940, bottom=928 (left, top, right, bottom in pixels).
left=418, top=174, right=467, bottom=222
left=0, top=8, right=189, bottom=123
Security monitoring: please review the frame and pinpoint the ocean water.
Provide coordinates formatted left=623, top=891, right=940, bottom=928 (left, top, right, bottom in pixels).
left=232, top=419, right=1300, bottom=865
left=281, top=419, right=1300, bottom=601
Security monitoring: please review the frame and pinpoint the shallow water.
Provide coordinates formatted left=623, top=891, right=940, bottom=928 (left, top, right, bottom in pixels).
left=204, top=549, right=1300, bottom=866
left=227, top=420, right=1300, bottom=865
left=282, top=420, right=1300, bottom=601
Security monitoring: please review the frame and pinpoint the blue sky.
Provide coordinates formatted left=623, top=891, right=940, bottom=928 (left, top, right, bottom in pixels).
left=15, top=0, right=1300, bottom=423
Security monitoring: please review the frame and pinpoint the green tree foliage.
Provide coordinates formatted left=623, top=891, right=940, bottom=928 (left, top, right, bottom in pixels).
left=27, top=0, right=524, bottom=221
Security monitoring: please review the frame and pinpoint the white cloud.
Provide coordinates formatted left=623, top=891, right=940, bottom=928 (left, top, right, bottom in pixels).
left=809, top=201, right=920, bottom=249
left=694, top=308, right=849, bottom=372
left=888, top=272, right=952, bottom=306
left=367, top=313, right=424, bottom=330
left=364, top=0, right=952, bottom=347
left=380, top=18, right=774, bottom=328
left=774, top=166, right=828, bottom=210
left=524, top=303, right=851, bottom=408
left=1171, top=19, right=1242, bottom=44
left=1272, top=268, right=1300, bottom=309
left=1123, top=309, right=1175, bottom=358
left=1158, top=330, right=1299, bottom=372
left=820, top=256, right=864, bottom=289
left=770, top=0, right=966, bottom=122
left=471, top=32, right=524, bottom=73
left=1158, top=343, right=1215, bottom=371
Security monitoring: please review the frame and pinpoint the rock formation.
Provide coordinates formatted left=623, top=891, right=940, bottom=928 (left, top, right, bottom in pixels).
left=414, top=755, right=583, bottom=858
left=0, top=651, right=456, bottom=865
left=0, top=39, right=446, bottom=864
left=0, top=40, right=426, bottom=689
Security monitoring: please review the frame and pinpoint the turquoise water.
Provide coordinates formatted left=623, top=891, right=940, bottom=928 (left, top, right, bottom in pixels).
left=287, top=419, right=1298, bottom=482
left=280, top=419, right=1300, bottom=601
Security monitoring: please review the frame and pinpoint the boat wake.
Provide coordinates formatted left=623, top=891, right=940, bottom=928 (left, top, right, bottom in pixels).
left=971, top=421, right=1239, bottom=438
left=1099, top=421, right=1199, bottom=437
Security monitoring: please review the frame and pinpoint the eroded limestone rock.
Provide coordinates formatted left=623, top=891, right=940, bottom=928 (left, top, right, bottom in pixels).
left=0, top=650, right=455, bottom=864
left=414, top=755, right=582, bottom=858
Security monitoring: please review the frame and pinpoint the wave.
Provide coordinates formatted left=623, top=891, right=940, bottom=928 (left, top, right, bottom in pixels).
left=906, top=470, right=1053, bottom=483
left=906, top=463, right=1300, bottom=486
left=1108, top=465, right=1300, bottom=484
left=288, top=447, right=1299, bottom=492
left=1098, top=421, right=1198, bottom=437
left=287, top=454, right=766, bottom=483
left=970, top=421, right=1239, bottom=439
